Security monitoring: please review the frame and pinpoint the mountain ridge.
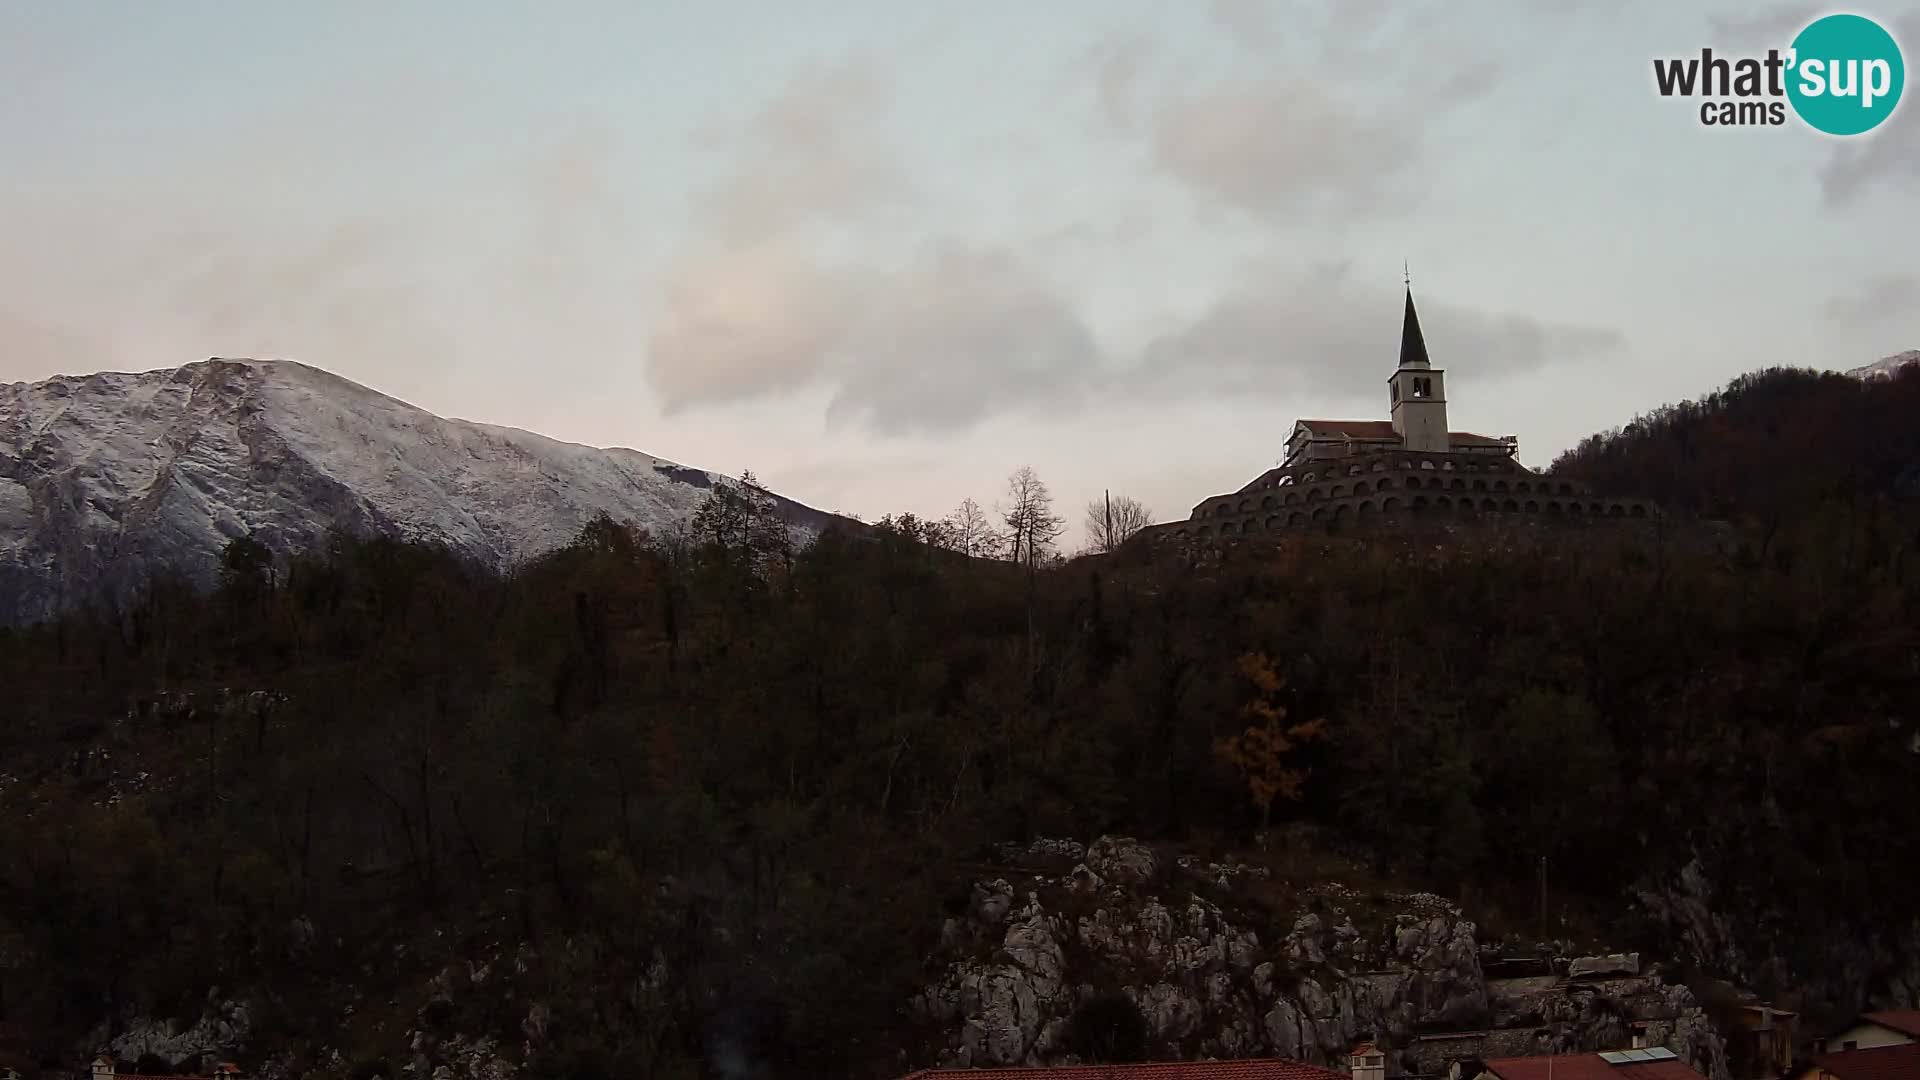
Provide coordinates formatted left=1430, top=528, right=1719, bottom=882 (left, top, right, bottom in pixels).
left=1844, top=349, right=1920, bottom=380
left=0, top=357, right=841, bottom=625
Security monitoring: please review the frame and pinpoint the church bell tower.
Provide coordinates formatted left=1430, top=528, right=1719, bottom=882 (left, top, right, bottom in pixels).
left=1388, top=285, right=1450, bottom=453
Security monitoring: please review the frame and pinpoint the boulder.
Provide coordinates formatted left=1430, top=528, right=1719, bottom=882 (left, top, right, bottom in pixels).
left=1569, top=953, right=1641, bottom=979
left=1086, top=836, right=1159, bottom=884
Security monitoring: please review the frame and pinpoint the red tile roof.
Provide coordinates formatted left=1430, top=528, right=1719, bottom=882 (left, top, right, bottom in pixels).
left=1812, top=1044, right=1920, bottom=1080
left=1486, top=1053, right=1706, bottom=1080
left=1865, top=1012, right=1920, bottom=1039
left=1447, top=431, right=1511, bottom=446
left=897, top=1059, right=1350, bottom=1080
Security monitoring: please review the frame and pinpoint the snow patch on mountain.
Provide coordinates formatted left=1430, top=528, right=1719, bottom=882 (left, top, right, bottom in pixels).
left=0, top=358, right=837, bottom=625
left=1845, top=350, right=1920, bottom=380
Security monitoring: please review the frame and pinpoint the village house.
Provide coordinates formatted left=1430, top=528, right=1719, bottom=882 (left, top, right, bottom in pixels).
left=1717, top=1002, right=1799, bottom=1080
left=894, top=1059, right=1348, bottom=1080
left=87, top=1059, right=241, bottom=1080
left=895, top=1042, right=1380, bottom=1080
left=1813, top=1011, right=1920, bottom=1054
left=1451, top=1047, right=1709, bottom=1080
left=1787, top=1041, right=1920, bottom=1080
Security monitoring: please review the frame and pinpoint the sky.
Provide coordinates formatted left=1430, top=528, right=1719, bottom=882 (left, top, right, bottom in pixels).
left=2, top=0, right=1917, bottom=544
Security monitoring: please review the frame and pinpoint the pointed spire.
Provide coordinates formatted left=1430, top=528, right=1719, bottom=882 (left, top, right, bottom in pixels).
left=1399, top=284, right=1431, bottom=369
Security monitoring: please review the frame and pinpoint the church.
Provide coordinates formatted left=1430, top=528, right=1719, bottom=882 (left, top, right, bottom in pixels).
left=1160, top=286, right=1659, bottom=543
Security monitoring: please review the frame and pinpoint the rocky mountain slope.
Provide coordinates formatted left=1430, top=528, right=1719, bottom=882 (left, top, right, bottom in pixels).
left=919, top=837, right=1728, bottom=1076
left=57, top=833, right=1739, bottom=1080
left=0, top=358, right=839, bottom=625
left=1844, top=350, right=1920, bottom=380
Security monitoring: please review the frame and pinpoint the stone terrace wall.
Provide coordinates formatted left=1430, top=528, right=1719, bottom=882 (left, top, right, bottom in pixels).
left=1161, top=451, right=1660, bottom=545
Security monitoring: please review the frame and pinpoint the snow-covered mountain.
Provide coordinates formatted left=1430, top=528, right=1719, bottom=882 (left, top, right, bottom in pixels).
left=1845, top=350, right=1920, bottom=380
left=0, top=358, right=843, bottom=625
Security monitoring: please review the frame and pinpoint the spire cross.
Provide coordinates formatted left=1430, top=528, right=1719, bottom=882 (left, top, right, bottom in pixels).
left=1404, top=260, right=1410, bottom=288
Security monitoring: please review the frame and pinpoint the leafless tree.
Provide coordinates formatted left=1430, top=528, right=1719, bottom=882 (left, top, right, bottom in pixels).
left=1084, top=492, right=1153, bottom=553
left=999, top=466, right=1065, bottom=572
left=940, top=497, right=1000, bottom=559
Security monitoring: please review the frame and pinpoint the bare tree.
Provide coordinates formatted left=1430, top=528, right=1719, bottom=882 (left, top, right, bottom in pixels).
left=940, top=497, right=1000, bottom=559
left=999, top=466, right=1065, bottom=653
left=1084, top=491, right=1154, bottom=553
left=1000, top=466, right=1065, bottom=572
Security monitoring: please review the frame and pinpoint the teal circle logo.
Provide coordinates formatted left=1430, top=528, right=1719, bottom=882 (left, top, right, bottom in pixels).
left=1786, top=13, right=1905, bottom=135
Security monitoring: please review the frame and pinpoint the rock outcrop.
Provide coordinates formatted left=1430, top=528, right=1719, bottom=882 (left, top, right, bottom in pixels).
left=919, top=837, right=1730, bottom=1078
left=1637, top=857, right=1920, bottom=1022
left=98, top=1000, right=252, bottom=1069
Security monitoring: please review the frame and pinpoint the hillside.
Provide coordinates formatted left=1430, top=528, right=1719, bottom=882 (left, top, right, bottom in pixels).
left=1, top=366, right=1918, bottom=1079
left=1549, top=363, right=1920, bottom=517
left=0, top=358, right=841, bottom=626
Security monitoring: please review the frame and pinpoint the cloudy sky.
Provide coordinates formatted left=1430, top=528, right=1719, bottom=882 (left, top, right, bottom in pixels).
left=2, top=1, right=1916, bottom=542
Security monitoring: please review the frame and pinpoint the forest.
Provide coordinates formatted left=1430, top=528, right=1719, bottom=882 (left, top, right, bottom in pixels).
left=1, top=365, right=1917, bottom=1079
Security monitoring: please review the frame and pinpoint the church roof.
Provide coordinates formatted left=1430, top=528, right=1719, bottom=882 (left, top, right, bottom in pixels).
left=1296, top=419, right=1398, bottom=438
left=1294, top=420, right=1507, bottom=447
left=1401, top=286, right=1431, bottom=369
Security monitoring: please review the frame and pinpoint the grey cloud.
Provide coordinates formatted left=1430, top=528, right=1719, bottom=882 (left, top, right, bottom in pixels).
left=1705, top=5, right=1920, bottom=207
left=1817, top=10, right=1920, bottom=206
left=1824, top=272, right=1918, bottom=324
left=1089, top=35, right=1151, bottom=128
left=825, top=246, right=1101, bottom=434
left=0, top=112, right=648, bottom=416
left=0, top=192, right=454, bottom=384
left=648, top=63, right=1102, bottom=434
left=1150, top=81, right=1420, bottom=220
left=1124, top=262, right=1624, bottom=403
left=1821, top=130, right=1920, bottom=206
left=646, top=62, right=920, bottom=412
left=646, top=244, right=868, bottom=410
left=647, top=35, right=1620, bottom=438
left=645, top=239, right=1100, bottom=433
left=1208, top=0, right=1276, bottom=45
left=694, top=61, right=913, bottom=244
left=1432, top=59, right=1504, bottom=106
left=1139, top=1, right=1591, bottom=222
left=1707, top=5, right=1820, bottom=48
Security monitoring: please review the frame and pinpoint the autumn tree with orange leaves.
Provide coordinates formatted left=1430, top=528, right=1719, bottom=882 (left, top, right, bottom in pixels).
left=1213, top=652, right=1327, bottom=828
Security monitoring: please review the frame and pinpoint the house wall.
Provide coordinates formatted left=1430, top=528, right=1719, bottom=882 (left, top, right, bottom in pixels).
left=1824, top=1023, right=1915, bottom=1051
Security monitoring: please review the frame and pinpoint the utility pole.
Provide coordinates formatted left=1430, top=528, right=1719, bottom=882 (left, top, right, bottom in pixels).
left=1539, top=855, right=1549, bottom=934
